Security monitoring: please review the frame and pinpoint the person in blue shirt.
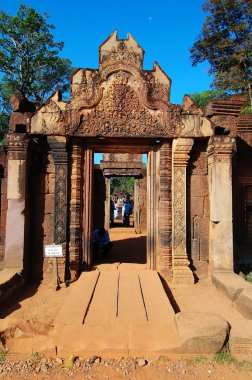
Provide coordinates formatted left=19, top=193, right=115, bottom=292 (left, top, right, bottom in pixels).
left=93, top=227, right=113, bottom=259
left=123, top=197, right=132, bottom=227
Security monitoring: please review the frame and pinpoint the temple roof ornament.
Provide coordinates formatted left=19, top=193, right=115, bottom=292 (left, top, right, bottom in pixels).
left=30, top=32, right=214, bottom=138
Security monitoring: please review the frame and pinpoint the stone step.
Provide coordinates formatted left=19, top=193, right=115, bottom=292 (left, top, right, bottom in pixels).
left=54, top=271, right=100, bottom=326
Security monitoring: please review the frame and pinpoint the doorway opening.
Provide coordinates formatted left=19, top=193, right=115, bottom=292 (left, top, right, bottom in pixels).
left=110, top=176, right=134, bottom=228
left=92, top=151, right=147, bottom=266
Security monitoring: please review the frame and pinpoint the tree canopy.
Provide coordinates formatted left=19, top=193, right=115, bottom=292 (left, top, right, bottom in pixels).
left=190, top=0, right=252, bottom=107
left=0, top=4, right=73, bottom=136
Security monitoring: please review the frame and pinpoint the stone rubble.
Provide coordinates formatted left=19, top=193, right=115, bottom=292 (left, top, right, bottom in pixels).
left=0, top=354, right=250, bottom=378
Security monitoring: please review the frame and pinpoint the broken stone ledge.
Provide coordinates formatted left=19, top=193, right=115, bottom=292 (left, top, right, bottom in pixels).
left=212, top=272, right=252, bottom=319
left=0, top=269, right=24, bottom=306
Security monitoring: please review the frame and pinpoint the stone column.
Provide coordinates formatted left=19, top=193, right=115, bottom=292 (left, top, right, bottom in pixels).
left=69, top=140, right=82, bottom=280
left=159, top=142, right=172, bottom=276
left=207, top=136, right=236, bottom=273
left=172, top=138, right=194, bottom=284
left=4, top=134, right=28, bottom=269
left=134, top=178, right=140, bottom=233
left=147, top=148, right=157, bottom=269
left=104, top=177, right=111, bottom=230
left=82, top=147, right=93, bottom=270
left=48, top=136, right=69, bottom=282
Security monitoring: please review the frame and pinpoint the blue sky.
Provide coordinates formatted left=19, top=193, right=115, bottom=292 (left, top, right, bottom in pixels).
left=1, top=0, right=213, bottom=105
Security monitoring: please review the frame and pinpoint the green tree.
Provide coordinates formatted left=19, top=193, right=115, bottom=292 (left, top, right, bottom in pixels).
left=190, top=0, right=252, bottom=107
left=189, top=89, right=228, bottom=107
left=0, top=4, right=73, bottom=135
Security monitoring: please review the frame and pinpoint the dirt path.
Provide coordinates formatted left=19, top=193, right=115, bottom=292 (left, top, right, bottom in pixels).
left=1, top=230, right=252, bottom=378
left=0, top=354, right=252, bottom=379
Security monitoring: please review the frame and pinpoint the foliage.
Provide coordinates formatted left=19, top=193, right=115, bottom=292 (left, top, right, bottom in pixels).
left=213, top=349, right=236, bottom=364
left=190, top=0, right=252, bottom=107
left=0, top=344, right=8, bottom=366
left=240, top=106, right=252, bottom=114
left=30, top=352, right=41, bottom=362
left=0, top=4, right=73, bottom=133
left=189, top=89, right=228, bottom=107
left=111, top=177, right=135, bottom=194
left=245, top=272, right=252, bottom=283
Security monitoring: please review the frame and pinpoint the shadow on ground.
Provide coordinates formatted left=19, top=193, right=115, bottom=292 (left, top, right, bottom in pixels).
left=94, top=235, right=147, bottom=265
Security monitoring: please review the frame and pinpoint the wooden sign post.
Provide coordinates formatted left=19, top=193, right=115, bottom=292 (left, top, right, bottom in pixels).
left=44, top=245, right=63, bottom=290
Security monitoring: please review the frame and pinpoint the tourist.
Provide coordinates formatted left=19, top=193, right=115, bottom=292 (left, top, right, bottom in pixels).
left=123, top=197, right=132, bottom=227
left=110, top=198, right=115, bottom=226
left=93, top=227, right=113, bottom=259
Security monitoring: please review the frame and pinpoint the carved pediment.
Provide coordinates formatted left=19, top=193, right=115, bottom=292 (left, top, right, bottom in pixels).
left=30, top=32, right=213, bottom=139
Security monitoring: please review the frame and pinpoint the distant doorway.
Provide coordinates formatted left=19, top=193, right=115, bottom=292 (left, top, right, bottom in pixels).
left=92, top=151, right=147, bottom=266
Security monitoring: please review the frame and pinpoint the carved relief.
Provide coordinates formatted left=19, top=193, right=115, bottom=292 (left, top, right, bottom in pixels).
left=29, top=33, right=213, bottom=139
left=75, top=72, right=169, bottom=137
left=54, top=164, right=67, bottom=244
left=172, top=138, right=194, bottom=283
left=100, top=41, right=142, bottom=68
left=173, top=167, right=186, bottom=257
left=41, top=100, right=66, bottom=135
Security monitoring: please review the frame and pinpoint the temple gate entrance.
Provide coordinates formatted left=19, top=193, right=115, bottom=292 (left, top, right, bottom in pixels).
left=81, top=141, right=160, bottom=271
left=3, top=30, right=223, bottom=285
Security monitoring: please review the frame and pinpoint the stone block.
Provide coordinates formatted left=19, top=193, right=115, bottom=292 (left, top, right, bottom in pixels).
left=44, top=194, right=54, bottom=214
left=191, top=239, right=200, bottom=261
left=233, top=288, right=252, bottom=319
left=48, top=174, right=55, bottom=194
left=193, top=260, right=208, bottom=280
left=194, top=216, right=209, bottom=240
left=199, top=239, right=209, bottom=261
left=229, top=321, right=252, bottom=357
left=203, top=196, right=210, bottom=217
left=43, top=214, right=54, bottom=240
left=175, top=312, right=229, bottom=354
left=190, top=196, right=204, bottom=216
left=212, top=272, right=251, bottom=301
left=39, top=173, right=49, bottom=194
left=191, top=175, right=208, bottom=197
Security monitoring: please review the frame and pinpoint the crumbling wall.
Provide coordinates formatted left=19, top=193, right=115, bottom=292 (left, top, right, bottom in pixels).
left=188, top=141, right=209, bottom=279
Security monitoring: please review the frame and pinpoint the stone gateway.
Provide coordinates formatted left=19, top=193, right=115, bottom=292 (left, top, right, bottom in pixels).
left=0, top=31, right=251, bottom=285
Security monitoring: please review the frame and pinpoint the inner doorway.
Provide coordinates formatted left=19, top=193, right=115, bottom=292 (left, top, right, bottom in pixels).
left=93, top=152, right=147, bottom=266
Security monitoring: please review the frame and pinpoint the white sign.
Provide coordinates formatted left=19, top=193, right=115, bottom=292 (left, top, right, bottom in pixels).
left=44, top=245, right=63, bottom=258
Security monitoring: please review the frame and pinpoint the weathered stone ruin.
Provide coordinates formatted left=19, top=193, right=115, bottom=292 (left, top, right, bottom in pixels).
left=0, top=31, right=251, bottom=286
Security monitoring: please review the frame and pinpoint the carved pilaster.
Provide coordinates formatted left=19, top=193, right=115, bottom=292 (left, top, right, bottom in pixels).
left=69, top=141, right=82, bottom=280
left=159, top=142, right=172, bottom=275
left=172, top=138, right=194, bottom=284
left=6, top=133, right=28, bottom=161
left=207, top=136, right=236, bottom=273
left=207, top=136, right=235, bottom=163
left=48, top=136, right=68, bottom=282
left=4, top=133, right=29, bottom=269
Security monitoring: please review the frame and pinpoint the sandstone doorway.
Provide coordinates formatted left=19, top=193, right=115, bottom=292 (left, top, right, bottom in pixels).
left=92, top=151, right=147, bottom=266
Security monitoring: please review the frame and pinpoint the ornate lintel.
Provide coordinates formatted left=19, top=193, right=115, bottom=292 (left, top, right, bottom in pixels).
left=5, top=133, right=29, bottom=160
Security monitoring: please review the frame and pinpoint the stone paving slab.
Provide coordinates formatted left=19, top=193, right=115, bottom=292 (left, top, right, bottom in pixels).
left=54, top=271, right=100, bottom=326
left=84, top=271, right=119, bottom=326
